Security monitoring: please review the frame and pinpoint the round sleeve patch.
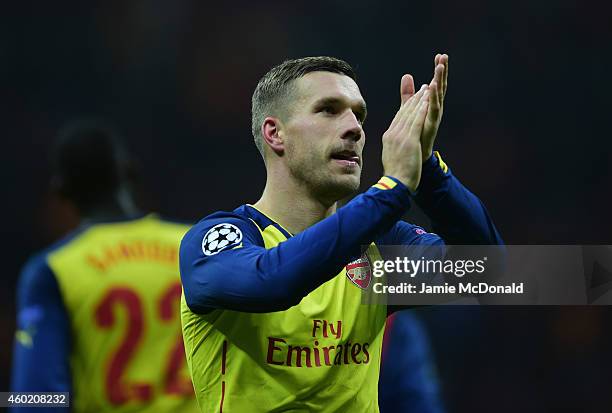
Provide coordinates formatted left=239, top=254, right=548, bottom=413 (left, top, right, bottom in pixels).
left=201, top=223, right=243, bottom=256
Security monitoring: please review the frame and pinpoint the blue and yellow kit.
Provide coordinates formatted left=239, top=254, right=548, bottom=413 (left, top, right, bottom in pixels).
left=11, top=214, right=200, bottom=413
left=180, top=153, right=503, bottom=412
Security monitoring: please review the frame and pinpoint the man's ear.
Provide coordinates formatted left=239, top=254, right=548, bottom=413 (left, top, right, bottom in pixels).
left=261, top=117, right=285, bottom=155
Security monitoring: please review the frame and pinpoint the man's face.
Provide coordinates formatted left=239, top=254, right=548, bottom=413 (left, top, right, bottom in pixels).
left=281, top=71, right=367, bottom=202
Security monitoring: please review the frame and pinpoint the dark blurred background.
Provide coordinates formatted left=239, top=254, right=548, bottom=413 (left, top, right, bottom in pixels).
left=2, top=0, right=611, bottom=411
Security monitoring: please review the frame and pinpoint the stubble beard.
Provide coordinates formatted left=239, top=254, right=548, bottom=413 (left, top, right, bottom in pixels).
left=289, top=160, right=361, bottom=207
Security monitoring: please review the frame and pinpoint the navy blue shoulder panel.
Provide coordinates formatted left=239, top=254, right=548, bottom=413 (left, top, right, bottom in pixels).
left=236, top=205, right=293, bottom=239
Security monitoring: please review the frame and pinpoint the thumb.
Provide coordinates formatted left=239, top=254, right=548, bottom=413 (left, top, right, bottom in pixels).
left=400, top=74, right=415, bottom=105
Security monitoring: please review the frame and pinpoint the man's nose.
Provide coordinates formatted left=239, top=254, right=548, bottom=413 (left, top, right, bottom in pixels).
left=341, top=111, right=363, bottom=142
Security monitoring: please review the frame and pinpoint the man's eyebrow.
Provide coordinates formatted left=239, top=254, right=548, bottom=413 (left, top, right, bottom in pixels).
left=314, top=96, right=368, bottom=120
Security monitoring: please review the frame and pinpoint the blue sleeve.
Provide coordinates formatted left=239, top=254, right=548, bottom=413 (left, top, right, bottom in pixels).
left=180, top=182, right=413, bottom=313
left=378, top=221, right=445, bottom=247
left=379, top=311, right=446, bottom=413
left=10, top=255, right=71, bottom=413
left=414, top=152, right=503, bottom=245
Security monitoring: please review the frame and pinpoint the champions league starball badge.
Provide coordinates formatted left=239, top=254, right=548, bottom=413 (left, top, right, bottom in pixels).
left=202, top=223, right=243, bottom=256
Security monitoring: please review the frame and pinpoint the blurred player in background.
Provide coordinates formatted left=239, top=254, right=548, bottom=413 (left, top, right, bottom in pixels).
left=379, top=311, right=445, bottom=413
left=180, top=55, right=502, bottom=412
left=11, top=121, right=199, bottom=412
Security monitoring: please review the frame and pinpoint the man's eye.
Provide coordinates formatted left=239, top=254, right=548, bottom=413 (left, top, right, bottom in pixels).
left=319, top=106, right=337, bottom=114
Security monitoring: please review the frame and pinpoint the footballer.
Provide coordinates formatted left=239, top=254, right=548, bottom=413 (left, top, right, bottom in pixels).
left=180, top=55, right=502, bottom=411
left=11, top=122, right=199, bottom=413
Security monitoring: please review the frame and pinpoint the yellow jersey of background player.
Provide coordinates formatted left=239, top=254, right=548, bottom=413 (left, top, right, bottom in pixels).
left=11, top=120, right=199, bottom=413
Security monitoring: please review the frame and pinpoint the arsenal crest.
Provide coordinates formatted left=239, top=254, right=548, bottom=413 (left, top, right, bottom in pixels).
left=346, top=253, right=372, bottom=289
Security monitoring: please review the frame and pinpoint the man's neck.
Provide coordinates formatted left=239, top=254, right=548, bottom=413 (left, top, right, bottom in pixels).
left=253, top=174, right=337, bottom=235
left=80, top=188, right=140, bottom=225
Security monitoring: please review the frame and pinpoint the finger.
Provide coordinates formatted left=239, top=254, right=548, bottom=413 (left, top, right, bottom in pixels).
left=401, top=85, right=427, bottom=120
left=400, top=74, right=415, bottom=105
left=429, top=54, right=440, bottom=85
left=441, top=54, right=449, bottom=97
left=404, top=90, right=429, bottom=144
left=389, top=82, right=422, bottom=129
left=398, top=84, right=427, bottom=121
left=390, top=85, right=427, bottom=134
left=406, top=84, right=427, bottom=111
left=392, top=80, right=422, bottom=128
left=433, top=64, right=444, bottom=105
left=428, top=81, right=440, bottom=117
left=408, top=89, right=430, bottom=138
left=397, top=87, right=429, bottom=133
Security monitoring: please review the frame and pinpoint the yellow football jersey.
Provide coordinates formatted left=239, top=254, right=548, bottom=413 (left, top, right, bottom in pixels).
left=47, top=215, right=199, bottom=413
left=181, top=206, right=387, bottom=412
